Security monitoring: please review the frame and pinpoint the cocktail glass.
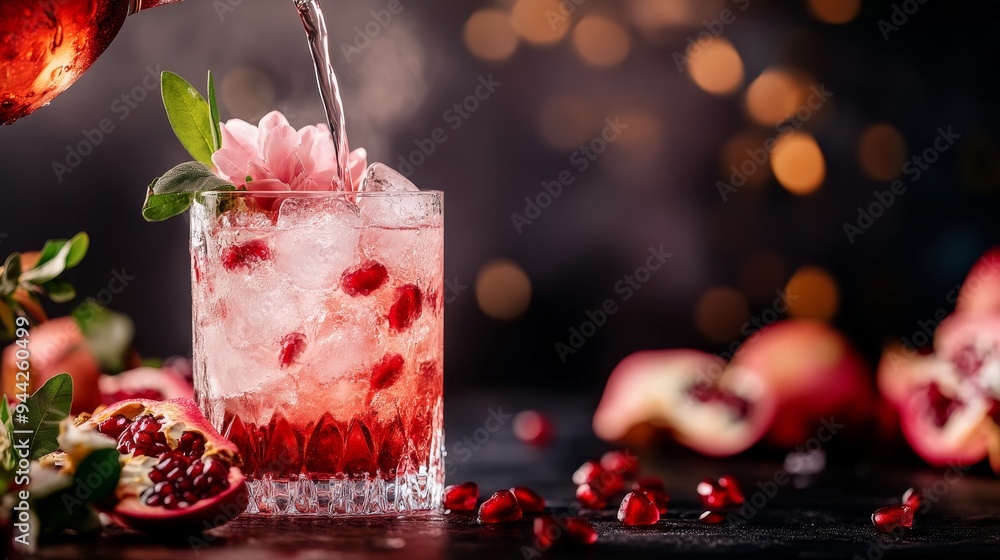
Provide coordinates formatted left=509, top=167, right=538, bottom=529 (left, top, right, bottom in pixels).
left=189, top=188, right=443, bottom=515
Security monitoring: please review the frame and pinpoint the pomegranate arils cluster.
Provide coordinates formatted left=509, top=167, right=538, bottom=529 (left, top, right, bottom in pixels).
left=443, top=481, right=478, bottom=511
left=221, top=239, right=271, bottom=271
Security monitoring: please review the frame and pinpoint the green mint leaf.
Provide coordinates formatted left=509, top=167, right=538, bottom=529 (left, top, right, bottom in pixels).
left=0, top=253, right=21, bottom=297
left=161, top=71, right=215, bottom=167
left=20, top=232, right=89, bottom=285
left=143, top=192, right=192, bottom=222
left=71, top=448, right=121, bottom=502
left=25, top=373, right=73, bottom=460
left=208, top=70, right=222, bottom=152
left=141, top=162, right=235, bottom=222
left=33, top=233, right=89, bottom=271
left=71, top=300, right=134, bottom=373
left=42, top=279, right=76, bottom=303
left=1, top=396, right=13, bottom=471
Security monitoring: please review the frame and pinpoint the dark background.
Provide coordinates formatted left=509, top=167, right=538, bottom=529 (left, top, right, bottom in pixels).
left=2, top=0, right=1000, bottom=399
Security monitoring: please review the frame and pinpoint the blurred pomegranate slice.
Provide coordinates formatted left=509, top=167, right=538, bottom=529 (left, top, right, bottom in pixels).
left=99, top=367, right=194, bottom=404
left=955, top=247, right=1000, bottom=314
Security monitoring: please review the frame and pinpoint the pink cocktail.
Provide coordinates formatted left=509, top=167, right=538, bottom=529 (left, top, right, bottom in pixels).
left=189, top=180, right=443, bottom=515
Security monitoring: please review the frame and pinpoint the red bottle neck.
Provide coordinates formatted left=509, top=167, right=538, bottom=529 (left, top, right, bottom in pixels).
left=129, top=0, right=183, bottom=15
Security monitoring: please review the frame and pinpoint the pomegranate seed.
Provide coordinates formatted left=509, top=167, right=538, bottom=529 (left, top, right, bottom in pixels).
left=575, top=484, right=607, bottom=509
left=443, top=482, right=479, bottom=511
left=278, top=332, right=306, bottom=369
left=388, top=284, right=422, bottom=332
left=512, top=410, right=552, bottom=445
left=639, top=488, right=669, bottom=515
left=600, top=450, right=639, bottom=477
left=370, top=353, right=405, bottom=390
left=478, top=490, right=522, bottom=524
left=533, top=516, right=559, bottom=549
left=872, top=505, right=914, bottom=533
left=118, top=415, right=170, bottom=457
left=617, top=492, right=659, bottom=526
left=902, top=487, right=922, bottom=511
left=699, top=511, right=726, bottom=525
left=632, top=476, right=664, bottom=491
left=572, top=460, right=604, bottom=486
left=341, top=260, right=388, bottom=296
left=565, top=517, right=598, bottom=544
left=718, top=475, right=745, bottom=505
left=697, top=478, right=730, bottom=509
left=510, top=486, right=545, bottom=513
left=97, top=414, right=131, bottom=440
left=222, top=239, right=270, bottom=271
left=595, top=470, right=625, bottom=496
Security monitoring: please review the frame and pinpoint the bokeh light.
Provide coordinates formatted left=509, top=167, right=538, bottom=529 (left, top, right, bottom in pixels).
left=745, top=69, right=806, bottom=125
left=513, top=410, right=552, bottom=445
left=511, top=0, right=571, bottom=45
left=785, top=266, right=839, bottom=321
left=687, top=38, right=744, bottom=95
left=476, top=259, right=532, bottom=320
left=464, top=9, right=520, bottom=61
left=721, top=132, right=773, bottom=188
left=572, top=16, right=631, bottom=67
left=220, top=66, right=276, bottom=122
left=807, top=0, right=862, bottom=24
left=738, top=250, right=789, bottom=304
left=771, top=132, right=826, bottom=195
left=603, top=109, right=665, bottom=177
left=857, top=123, right=908, bottom=181
left=695, top=286, right=751, bottom=343
left=537, top=94, right=597, bottom=149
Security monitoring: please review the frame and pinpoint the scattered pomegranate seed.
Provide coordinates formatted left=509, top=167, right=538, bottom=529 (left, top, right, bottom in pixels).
left=370, top=353, right=405, bottom=390
left=699, top=511, right=726, bottom=525
left=564, top=517, right=599, bottom=544
left=617, top=492, right=659, bottom=526
left=872, top=504, right=914, bottom=533
left=600, top=450, right=640, bottom=478
left=533, top=516, right=559, bottom=549
left=632, top=476, right=665, bottom=491
left=697, top=478, right=730, bottom=509
left=902, top=487, right=922, bottom=511
left=341, top=260, right=388, bottom=296
left=575, top=484, right=607, bottom=509
left=572, top=460, right=603, bottom=486
left=443, top=482, right=478, bottom=511
left=512, top=410, right=552, bottom=445
left=221, top=239, right=270, bottom=271
left=510, top=486, right=546, bottom=513
left=718, top=474, right=745, bottom=505
left=278, top=332, right=306, bottom=368
left=388, top=284, right=422, bottom=331
left=478, top=490, right=522, bottom=524
left=639, top=488, right=669, bottom=515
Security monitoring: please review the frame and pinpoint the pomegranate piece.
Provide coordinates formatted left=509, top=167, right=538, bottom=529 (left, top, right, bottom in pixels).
left=639, top=488, right=669, bottom=515
left=388, top=284, right=422, bottom=332
left=99, top=367, right=194, bottom=405
left=443, top=482, right=479, bottom=511
left=697, top=478, right=730, bottom=509
left=279, top=332, right=307, bottom=368
left=601, top=449, right=640, bottom=478
left=572, top=460, right=604, bottom=486
left=575, top=484, right=607, bottom=509
left=478, top=490, right=523, bottom=524
left=512, top=410, right=552, bottom=445
left=902, top=487, right=922, bottom=511
left=564, top=517, right=599, bottom=544
left=699, top=511, right=726, bottom=525
left=617, top=491, right=659, bottom=526
left=718, top=474, right=745, bottom=505
left=341, top=260, right=389, bottom=296
left=872, top=505, right=914, bottom=533
left=632, top=476, right=665, bottom=491
left=87, top=398, right=248, bottom=532
left=533, top=516, right=598, bottom=548
left=510, top=486, right=545, bottom=513
left=533, top=515, right=559, bottom=549
left=370, top=353, right=406, bottom=391
left=222, top=239, right=271, bottom=271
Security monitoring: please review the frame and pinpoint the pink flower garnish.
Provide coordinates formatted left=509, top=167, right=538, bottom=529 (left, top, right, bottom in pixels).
left=211, top=111, right=367, bottom=198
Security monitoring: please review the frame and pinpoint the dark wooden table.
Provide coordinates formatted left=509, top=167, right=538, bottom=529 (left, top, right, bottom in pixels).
left=22, top=394, right=1000, bottom=559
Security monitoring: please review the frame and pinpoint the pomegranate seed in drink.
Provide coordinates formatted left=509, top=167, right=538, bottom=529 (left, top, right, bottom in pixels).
left=718, top=474, right=745, bottom=505
left=872, top=505, right=914, bottom=533
left=575, top=484, right=607, bottom=509
left=639, top=488, right=669, bottom=515
left=510, top=486, right=545, bottom=513
left=443, top=482, right=479, bottom=511
left=600, top=450, right=640, bottom=477
left=478, top=490, right=522, bottom=524
left=617, top=492, right=659, bottom=526
left=632, top=476, right=665, bottom=491
left=278, top=332, right=307, bottom=368
left=572, top=460, right=604, bottom=486
left=221, top=239, right=271, bottom=271
left=699, top=511, right=726, bottom=525
left=341, top=260, right=388, bottom=296
left=388, top=284, right=422, bottom=331
left=902, top=487, right=922, bottom=511
left=370, top=353, right=406, bottom=390
left=697, top=478, right=730, bottom=509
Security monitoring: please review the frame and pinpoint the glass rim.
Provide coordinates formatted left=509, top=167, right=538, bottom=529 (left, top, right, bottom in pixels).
left=196, top=190, right=443, bottom=197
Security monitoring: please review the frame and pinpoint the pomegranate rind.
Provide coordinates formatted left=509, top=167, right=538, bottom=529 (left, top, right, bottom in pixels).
left=109, top=467, right=248, bottom=533
left=98, top=367, right=195, bottom=403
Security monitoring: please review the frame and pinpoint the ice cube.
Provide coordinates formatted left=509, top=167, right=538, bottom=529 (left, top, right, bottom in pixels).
left=362, top=162, right=419, bottom=192
left=358, top=163, right=438, bottom=227
left=275, top=196, right=362, bottom=290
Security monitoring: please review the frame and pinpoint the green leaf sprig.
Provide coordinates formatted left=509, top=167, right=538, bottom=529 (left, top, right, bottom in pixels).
left=143, top=71, right=234, bottom=222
